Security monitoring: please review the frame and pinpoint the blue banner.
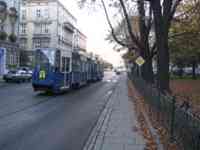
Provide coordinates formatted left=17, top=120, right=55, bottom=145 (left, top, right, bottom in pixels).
left=0, top=48, right=4, bottom=57
left=0, top=48, right=6, bottom=75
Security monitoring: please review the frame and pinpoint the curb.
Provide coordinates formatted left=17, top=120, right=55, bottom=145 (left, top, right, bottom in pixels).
left=128, top=79, right=164, bottom=150
left=83, top=87, right=116, bottom=150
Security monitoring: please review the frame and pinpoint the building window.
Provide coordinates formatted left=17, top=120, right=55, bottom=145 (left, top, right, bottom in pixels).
left=21, top=23, right=27, bottom=34
left=44, top=8, right=49, bottom=18
left=42, top=38, right=50, bottom=48
left=36, top=9, right=41, bottom=18
left=1, top=26, right=4, bottom=31
left=20, top=38, right=27, bottom=49
left=34, top=23, right=42, bottom=34
left=58, top=35, right=61, bottom=45
left=44, top=24, right=49, bottom=33
left=61, top=57, right=70, bottom=72
left=34, top=23, right=50, bottom=34
left=22, top=0, right=26, bottom=6
left=9, top=54, right=15, bottom=65
left=21, top=9, right=26, bottom=20
left=33, top=39, right=41, bottom=48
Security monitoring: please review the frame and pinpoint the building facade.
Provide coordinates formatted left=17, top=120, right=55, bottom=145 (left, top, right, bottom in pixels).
left=0, top=0, right=21, bottom=75
left=19, top=0, right=81, bottom=66
left=0, top=0, right=21, bottom=36
left=73, top=29, right=87, bottom=52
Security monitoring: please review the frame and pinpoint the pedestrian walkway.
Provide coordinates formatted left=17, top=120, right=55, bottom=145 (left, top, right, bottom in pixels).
left=84, top=75, right=146, bottom=150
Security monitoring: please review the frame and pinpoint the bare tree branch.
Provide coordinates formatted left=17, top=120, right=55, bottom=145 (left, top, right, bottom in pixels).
left=118, top=0, right=142, bottom=50
left=146, top=5, right=153, bottom=35
left=174, top=1, right=200, bottom=19
left=169, top=0, right=183, bottom=21
left=163, top=0, right=173, bottom=22
left=101, top=0, right=131, bottom=48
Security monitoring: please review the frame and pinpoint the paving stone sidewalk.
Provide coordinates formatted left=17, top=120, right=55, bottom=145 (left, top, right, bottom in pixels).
left=84, top=75, right=146, bottom=150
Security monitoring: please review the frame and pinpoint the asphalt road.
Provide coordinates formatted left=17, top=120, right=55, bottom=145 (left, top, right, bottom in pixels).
left=0, top=71, right=119, bottom=150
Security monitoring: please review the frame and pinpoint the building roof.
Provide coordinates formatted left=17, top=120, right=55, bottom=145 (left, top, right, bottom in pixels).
left=26, top=0, right=77, bottom=23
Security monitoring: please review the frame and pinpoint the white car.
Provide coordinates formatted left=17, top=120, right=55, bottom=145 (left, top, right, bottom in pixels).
left=3, top=69, right=32, bottom=83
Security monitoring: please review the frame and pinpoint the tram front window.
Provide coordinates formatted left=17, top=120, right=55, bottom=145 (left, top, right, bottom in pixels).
left=35, top=49, right=55, bottom=70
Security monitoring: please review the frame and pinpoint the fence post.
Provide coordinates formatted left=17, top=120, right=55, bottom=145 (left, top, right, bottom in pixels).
left=196, top=134, right=200, bottom=150
left=157, top=88, right=161, bottom=123
left=170, top=96, right=176, bottom=142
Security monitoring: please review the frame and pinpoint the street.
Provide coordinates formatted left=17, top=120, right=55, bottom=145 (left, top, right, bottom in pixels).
left=0, top=71, right=119, bottom=150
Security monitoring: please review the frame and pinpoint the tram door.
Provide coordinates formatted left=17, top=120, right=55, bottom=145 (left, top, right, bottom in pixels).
left=61, top=57, right=70, bottom=88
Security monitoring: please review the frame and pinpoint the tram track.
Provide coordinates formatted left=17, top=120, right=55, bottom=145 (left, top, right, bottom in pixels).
left=0, top=81, right=111, bottom=121
left=0, top=93, right=55, bottom=120
left=0, top=72, right=119, bottom=150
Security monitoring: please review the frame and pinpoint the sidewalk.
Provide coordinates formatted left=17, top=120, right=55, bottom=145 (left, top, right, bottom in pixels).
left=84, top=75, right=146, bottom=150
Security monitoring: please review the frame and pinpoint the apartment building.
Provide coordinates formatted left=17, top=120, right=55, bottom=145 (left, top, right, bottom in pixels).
left=0, top=0, right=21, bottom=75
left=73, top=29, right=87, bottom=51
left=19, top=0, right=81, bottom=66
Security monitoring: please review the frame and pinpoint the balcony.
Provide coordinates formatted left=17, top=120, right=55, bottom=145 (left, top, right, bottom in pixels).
left=33, top=33, right=51, bottom=38
left=0, top=40, right=19, bottom=49
left=63, top=22, right=75, bottom=33
left=33, top=18, right=52, bottom=24
left=20, top=33, right=27, bottom=37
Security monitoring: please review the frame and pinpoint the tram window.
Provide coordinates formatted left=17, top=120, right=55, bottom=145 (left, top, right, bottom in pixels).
left=55, top=51, right=61, bottom=72
left=77, top=61, right=81, bottom=72
left=61, top=57, right=70, bottom=72
left=72, top=59, right=80, bottom=72
left=66, top=57, right=70, bottom=72
left=81, top=62, right=84, bottom=72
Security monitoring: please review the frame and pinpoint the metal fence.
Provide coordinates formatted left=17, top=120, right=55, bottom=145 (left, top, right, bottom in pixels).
left=129, top=72, right=200, bottom=150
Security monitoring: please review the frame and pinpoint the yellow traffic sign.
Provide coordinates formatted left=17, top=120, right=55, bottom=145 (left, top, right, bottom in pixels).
left=135, top=56, right=145, bottom=66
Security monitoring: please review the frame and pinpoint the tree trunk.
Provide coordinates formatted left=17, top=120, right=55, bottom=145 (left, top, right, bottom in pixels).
left=178, top=67, right=183, bottom=78
left=192, top=61, right=197, bottom=79
left=138, top=0, right=154, bottom=83
left=151, top=0, right=170, bottom=92
left=140, top=45, right=154, bottom=83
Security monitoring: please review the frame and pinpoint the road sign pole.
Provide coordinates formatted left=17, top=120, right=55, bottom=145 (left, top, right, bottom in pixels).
left=139, top=66, right=142, bottom=77
left=135, top=56, right=145, bottom=78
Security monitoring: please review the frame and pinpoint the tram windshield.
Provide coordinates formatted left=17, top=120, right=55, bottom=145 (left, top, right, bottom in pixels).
left=35, top=49, right=55, bottom=69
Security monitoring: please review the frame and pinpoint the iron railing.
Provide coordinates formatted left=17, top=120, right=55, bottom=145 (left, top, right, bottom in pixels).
left=129, top=72, right=200, bottom=150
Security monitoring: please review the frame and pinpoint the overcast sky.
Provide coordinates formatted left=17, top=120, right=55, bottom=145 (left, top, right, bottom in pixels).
left=60, top=0, right=123, bottom=67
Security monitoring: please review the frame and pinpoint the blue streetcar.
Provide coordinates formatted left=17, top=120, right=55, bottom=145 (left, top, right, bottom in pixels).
left=32, top=48, right=104, bottom=93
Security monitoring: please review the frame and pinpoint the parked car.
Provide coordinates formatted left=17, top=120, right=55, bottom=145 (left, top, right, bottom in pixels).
left=114, top=69, right=121, bottom=75
left=19, top=67, right=33, bottom=75
left=3, top=69, right=32, bottom=83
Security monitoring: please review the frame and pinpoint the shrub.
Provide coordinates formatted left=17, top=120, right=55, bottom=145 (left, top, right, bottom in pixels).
left=8, top=64, right=17, bottom=69
left=0, top=31, right=7, bottom=40
left=9, top=33, right=17, bottom=42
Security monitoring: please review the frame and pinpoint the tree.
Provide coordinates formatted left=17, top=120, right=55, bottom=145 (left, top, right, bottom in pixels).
left=79, top=0, right=185, bottom=91
left=0, top=1, right=7, bottom=31
left=169, top=0, right=200, bottom=79
left=0, top=1, right=7, bottom=41
left=0, top=2, right=18, bottom=42
left=9, top=7, right=18, bottom=35
left=80, top=0, right=155, bottom=83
